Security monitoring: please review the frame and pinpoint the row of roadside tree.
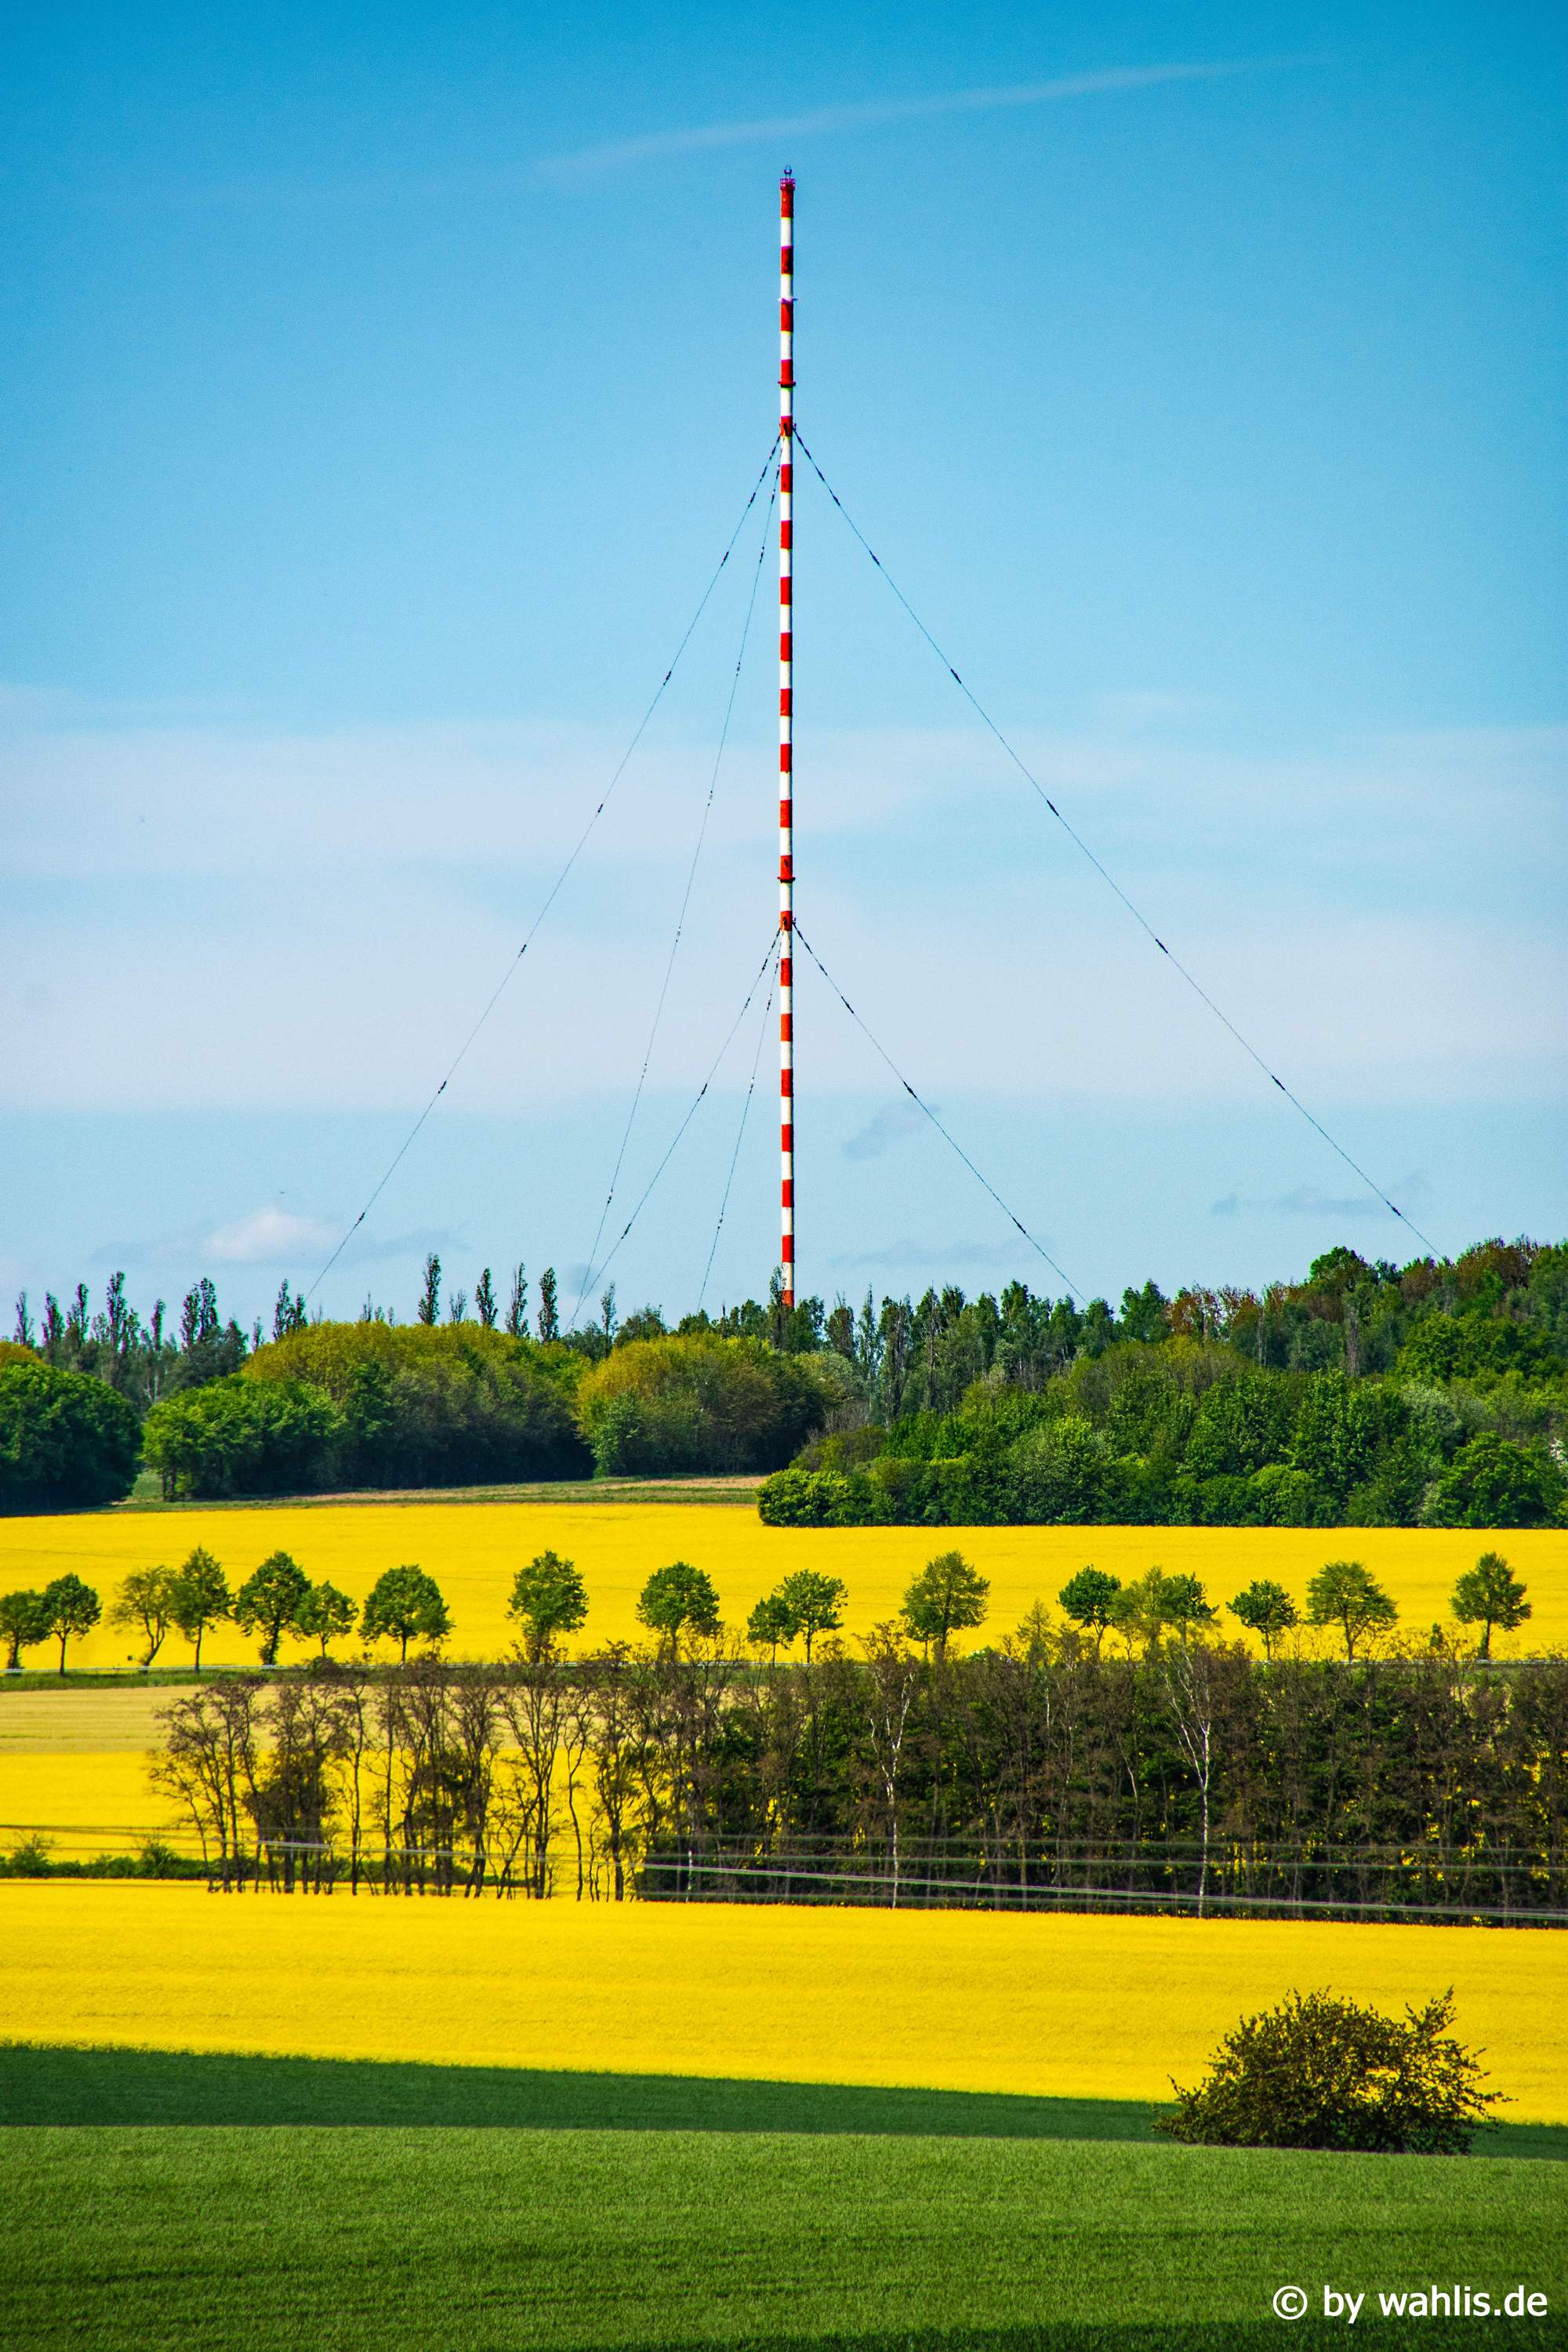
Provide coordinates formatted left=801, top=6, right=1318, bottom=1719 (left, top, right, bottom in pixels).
left=3, top=1542, right=1533, bottom=1675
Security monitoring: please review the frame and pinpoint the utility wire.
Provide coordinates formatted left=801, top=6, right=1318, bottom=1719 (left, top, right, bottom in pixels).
left=575, top=928, right=782, bottom=1306
left=793, top=430, right=1438, bottom=1257
left=792, top=923, right=1083, bottom=1300
left=574, top=470, right=778, bottom=1322
left=699, top=952, right=779, bottom=1312
left=303, top=441, right=780, bottom=1305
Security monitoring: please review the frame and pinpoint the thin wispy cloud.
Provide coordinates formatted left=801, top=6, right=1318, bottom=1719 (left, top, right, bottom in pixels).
left=542, top=60, right=1296, bottom=180
left=841, top=1099, right=931, bottom=1163
left=1210, top=1176, right=1429, bottom=1223
left=828, top=1238, right=1031, bottom=1274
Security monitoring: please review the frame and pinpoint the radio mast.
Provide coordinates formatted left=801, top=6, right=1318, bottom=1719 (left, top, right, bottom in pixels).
left=778, top=170, right=796, bottom=1307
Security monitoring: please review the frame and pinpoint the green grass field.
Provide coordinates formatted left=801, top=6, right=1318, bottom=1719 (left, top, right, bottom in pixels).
left=3, top=2048, right=1565, bottom=2350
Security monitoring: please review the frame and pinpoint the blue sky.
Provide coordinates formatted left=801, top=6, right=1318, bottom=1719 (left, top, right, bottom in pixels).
left=2, top=2, right=1563, bottom=1329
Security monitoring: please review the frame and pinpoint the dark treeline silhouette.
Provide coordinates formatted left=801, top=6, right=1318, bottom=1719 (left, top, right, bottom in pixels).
left=5, top=1236, right=1565, bottom=1519
left=147, top=1635, right=1568, bottom=1922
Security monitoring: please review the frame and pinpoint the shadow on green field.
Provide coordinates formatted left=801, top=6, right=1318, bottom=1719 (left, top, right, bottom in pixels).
left=2, top=2042, right=1564, bottom=2160
left=0, top=2042, right=1158, bottom=2137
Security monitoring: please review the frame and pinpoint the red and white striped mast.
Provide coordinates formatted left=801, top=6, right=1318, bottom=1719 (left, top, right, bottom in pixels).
left=778, top=169, right=796, bottom=1307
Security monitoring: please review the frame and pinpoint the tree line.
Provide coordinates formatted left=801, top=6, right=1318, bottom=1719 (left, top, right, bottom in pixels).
left=5, top=1236, right=1563, bottom=1519
left=3, top=1538, right=1533, bottom=1679
left=0, top=1549, right=452, bottom=1675
left=141, top=1577, right=1567, bottom=1920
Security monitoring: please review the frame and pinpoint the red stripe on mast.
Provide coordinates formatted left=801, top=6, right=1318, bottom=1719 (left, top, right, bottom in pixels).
left=778, top=170, right=796, bottom=1305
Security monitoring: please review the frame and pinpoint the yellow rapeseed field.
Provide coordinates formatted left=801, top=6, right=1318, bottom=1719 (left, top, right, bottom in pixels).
left=0, top=1690, right=187, bottom=1851
left=3, top=1880, right=1563, bottom=2118
left=0, top=1753, right=176, bottom=1842
left=2, top=1501, right=1564, bottom=1670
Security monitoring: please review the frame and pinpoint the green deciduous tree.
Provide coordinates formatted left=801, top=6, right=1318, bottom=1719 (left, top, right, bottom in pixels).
left=1229, top=1579, right=1300, bottom=1659
left=1428, top=1435, right=1553, bottom=1530
left=1156, top=1573, right=1217, bottom=1646
left=166, top=1547, right=231, bottom=1669
left=0, top=1363, right=140, bottom=1512
left=1109, top=1568, right=1171, bottom=1655
left=1306, top=1559, right=1398, bottom=1659
left=746, top=1591, right=796, bottom=1661
left=108, top=1565, right=178, bottom=1667
left=0, top=1588, right=52, bottom=1671
left=1158, top=1987, right=1501, bottom=2154
left=141, top=1377, right=338, bottom=1502
left=1057, top=1566, right=1122, bottom=1653
left=900, top=1551, right=989, bottom=1661
left=361, top=1565, right=451, bottom=1661
left=41, top=1573, right=101, bottom=1674
left=234, top=1552, right=310, bottom=1664
left=575, top=1332, right=832, bottom=1477
left=1449, top=1552, right=1531, bottom=1659
left=775, top=1569, right=847, bottom=1661
left=636, top=1560, right=720, bottom=1657
left=507, top=1550, right=588, bottom=1661
left=292, top=1580, right=359, bottom=1656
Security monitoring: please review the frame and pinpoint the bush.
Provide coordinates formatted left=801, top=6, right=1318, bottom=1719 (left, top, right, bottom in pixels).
left=142, top=1377, right=338, bottom=1501
left=575, top=1334, right=829, bottom=1476
left=1157, top=1987, right=1501, bottom=2154
left=251, top=1322, right=588, bottom=1488
left=1425, top=1433, right=1557, bottom=1529
left=1011, top=1414, right=1111, bottom=1521
left=0, top=1363, right=140, bottom=1512
left=757, top=1467, right=858, bottom=1526
left=142, top=1323, right=589, bottom=1498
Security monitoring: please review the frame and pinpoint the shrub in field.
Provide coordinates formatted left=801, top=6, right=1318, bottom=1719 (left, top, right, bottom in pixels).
left=0, top=1362, right=140, bottom=1512
left=1158, top=1988, right=1501, bottom=2154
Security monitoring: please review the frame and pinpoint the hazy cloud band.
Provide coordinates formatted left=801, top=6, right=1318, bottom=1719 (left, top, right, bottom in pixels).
left=542, top=60, right=1293, bottom=180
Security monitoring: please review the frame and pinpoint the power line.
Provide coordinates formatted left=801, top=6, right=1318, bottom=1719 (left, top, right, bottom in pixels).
left=303, top=441, right=780, bottom=1305
left=792, top=923, right=1083, bottom=1300
left=575, top=928, right=782, bottom=1307
left=793, top=429, right=1439, bottom=1258
left=699, top=950, right=779, bottom=1312
left=575, top=469, right=778, bottom=1322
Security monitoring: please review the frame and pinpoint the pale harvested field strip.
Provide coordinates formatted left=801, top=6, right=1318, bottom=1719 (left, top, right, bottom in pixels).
left=4, top=1882, right=1563, bottom=2118
left=1, top=1505, right=1563, bottom=1671
left=0, top=1690, right=176, bottom=1753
